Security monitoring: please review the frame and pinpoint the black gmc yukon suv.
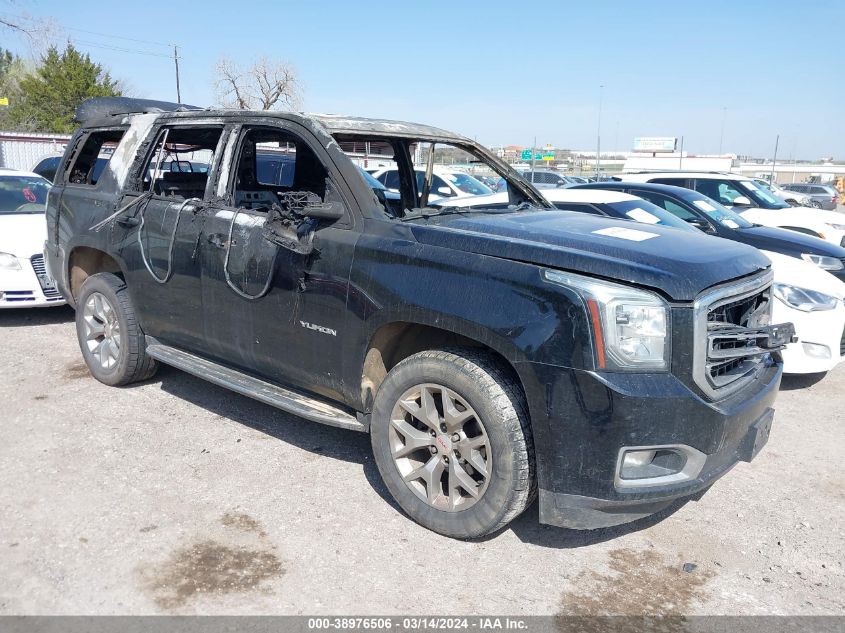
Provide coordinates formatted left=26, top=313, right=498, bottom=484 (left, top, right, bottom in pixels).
left=44, top=98, right=793, bottom=538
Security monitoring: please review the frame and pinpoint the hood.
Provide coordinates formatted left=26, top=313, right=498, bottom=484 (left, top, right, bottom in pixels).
left=0, top=213, right=48, bottom=258
left=410, top=209, right=770, bottom=301
left=736, top=225, right=845, bottom=258
left=762, top=250, right=845, bottom=299
left=739, top=206, right=845, bottom=230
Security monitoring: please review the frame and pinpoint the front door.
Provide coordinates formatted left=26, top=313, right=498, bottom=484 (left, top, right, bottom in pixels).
left=199, top=123, right=357, bottom=402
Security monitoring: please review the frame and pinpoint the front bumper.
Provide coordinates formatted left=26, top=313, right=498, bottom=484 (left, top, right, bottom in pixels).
left=521, top=359, right=782, bottom=530
left=0, top=257, right=66, bottom=309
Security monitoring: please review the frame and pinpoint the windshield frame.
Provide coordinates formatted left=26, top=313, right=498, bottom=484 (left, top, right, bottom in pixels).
left=736, top=180, right=790, bottom=209
left=679, top=188, right=755, bottom=229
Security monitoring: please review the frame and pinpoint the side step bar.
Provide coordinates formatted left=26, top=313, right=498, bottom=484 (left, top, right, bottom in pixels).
left=146, top=342, right=366, bottom=433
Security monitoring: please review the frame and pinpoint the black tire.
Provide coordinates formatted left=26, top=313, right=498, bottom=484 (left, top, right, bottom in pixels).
left=370, top=348, right=535, bottom=539
left=74, top=272, right=158, bottom=386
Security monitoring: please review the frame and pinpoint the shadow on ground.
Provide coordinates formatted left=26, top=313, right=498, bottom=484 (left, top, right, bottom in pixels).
left=151, top=365, right=397, bottom=509
left=120, top=363, right=690, bottom=544
left=0, top=305, right=74, bottom=328
left=780, top=372, right=827, bottom=391
left=503, top=496, right=692, bottom=549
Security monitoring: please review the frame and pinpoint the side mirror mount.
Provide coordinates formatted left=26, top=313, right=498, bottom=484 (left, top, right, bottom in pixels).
left=731, top=195, right=752, bottom=207
left=300, top=200, right=345, bottom=220
left=686, top=217, right=716, bottom=233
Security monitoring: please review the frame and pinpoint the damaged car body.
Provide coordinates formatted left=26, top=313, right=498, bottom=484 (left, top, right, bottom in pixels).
left=45, top=98, right=794, bottom=538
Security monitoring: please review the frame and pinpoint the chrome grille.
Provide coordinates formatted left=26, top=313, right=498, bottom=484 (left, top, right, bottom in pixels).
left=29, top=255, right=62, bottom=299
left=693, top=271, right=774, bottom=400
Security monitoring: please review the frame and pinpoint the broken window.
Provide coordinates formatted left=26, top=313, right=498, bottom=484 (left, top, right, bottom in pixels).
left=231, top=127, right=330, bottom=212
left=137, top=126, right=223, bottom=199
left=64, top=129, right=126, bottom=187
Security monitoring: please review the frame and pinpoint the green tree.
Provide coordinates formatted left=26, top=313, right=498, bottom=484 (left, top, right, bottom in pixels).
left=7, top=44, right=121, bottom=133
left=0, top=48, right=27, bottom=130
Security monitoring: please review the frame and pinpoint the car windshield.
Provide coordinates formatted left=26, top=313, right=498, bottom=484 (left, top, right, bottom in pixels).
left=0, top=175, right=51, bottom=214
left=441, top=172, right=493, bottom=196
left=608, top=200, right=697, bottom=231
left=738, top=180, right=790, bottom=209
left=685, top=192, right=754, bottom=229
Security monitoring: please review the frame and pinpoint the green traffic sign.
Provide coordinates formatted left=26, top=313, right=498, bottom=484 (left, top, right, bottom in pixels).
left=521, top=150, right=554, bottom=161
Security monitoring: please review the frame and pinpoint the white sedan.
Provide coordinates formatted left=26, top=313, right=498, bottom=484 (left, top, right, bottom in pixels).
left=764, top=250, right=845, bottom=375
left=369, top=166, right=493, bottom=202
left=0, top=169, right=66, bottom=308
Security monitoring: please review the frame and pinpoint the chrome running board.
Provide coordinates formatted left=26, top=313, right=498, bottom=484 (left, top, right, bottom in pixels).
left=146, top=341, right=365, bottom=432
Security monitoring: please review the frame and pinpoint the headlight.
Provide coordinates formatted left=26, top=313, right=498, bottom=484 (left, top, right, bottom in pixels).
left=544, top=269, right=670, bottom=371
left=0, top=252, right=21, bottom=270
left=801, top=253, right=844, bottom=271
left=773, top=283, right=838, bottom=312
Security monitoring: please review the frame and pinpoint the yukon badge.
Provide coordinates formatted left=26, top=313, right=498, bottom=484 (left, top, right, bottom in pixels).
left=300, top=321, right=337, bottom=337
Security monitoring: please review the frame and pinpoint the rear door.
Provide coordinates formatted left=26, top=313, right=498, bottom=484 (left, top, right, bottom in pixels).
left=115, top=123, right=225, bottom=350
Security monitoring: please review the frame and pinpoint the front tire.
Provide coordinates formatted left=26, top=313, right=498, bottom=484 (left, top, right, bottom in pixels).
left=370, top=349, right=535, bottom=539
left=75, top=273, right=158, bottom=386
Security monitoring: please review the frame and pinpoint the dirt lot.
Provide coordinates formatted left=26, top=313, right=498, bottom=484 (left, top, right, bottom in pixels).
left=0, top=306, right=843, bottom=616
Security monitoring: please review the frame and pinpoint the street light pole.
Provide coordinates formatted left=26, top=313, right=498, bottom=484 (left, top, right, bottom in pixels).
left=173, top=45, right=181, bottom=103
left=770, top=134, right=779, bottom=184
left=595, top=85, right=604, bottom=178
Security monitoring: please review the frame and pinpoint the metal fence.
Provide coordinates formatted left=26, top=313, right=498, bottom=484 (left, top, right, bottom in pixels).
left=0, top=131, right=72, bottom=171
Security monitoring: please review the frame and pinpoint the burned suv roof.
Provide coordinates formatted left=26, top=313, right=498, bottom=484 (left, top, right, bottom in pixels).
left=75, top=98, right=466, bottom=143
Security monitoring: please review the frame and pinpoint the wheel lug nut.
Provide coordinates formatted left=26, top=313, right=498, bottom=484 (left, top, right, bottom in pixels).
left=452, top=433, right=460, bottom=442
left=429, top=429, right=436, bottom=436
left=429, top=446, right=437, bottom=454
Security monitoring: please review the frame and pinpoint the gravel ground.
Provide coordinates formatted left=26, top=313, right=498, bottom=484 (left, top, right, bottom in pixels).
left=0, top=306, right=843, bottom=616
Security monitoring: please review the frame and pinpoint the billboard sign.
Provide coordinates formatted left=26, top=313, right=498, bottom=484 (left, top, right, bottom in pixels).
left=633, top=137, right=677, bottom=153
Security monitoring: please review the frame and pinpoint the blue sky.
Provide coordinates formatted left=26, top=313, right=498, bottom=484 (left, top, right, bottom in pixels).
left=3, top=0, right=843, bottom=158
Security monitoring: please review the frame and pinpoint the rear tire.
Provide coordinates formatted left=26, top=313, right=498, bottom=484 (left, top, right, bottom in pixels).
left=75, top=273, right=158, bottom=386
left=370, top=348, right=535, bottom=539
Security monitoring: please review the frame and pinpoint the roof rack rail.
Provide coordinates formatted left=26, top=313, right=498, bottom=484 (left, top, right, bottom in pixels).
left=75, top=97, right=202, bottom=123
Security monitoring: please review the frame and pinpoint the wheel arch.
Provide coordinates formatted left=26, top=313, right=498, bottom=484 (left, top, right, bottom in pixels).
left=67, top=246, right=125, bottom=305
left=359, top=318, right=526, bottom=414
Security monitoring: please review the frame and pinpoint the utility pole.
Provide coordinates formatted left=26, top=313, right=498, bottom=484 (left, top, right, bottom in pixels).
left=679, top=136, right=684, bottom=170
left=770, top=134, right=779, bottom=184
left=718, top=106, right=727, bottom=155
left=595, top=85, right=604, bottom=178
left=173, top=45, right=182, bottom=103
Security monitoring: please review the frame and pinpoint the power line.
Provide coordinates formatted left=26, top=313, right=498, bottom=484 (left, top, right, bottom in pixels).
left=61, top=25, right=171, bottom=48
left=70, top=38, right=173, bottom=59
left=1, top=13, right=175, bottom=49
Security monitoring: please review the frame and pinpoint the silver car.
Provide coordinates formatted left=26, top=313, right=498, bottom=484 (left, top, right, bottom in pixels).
left=781, top=183, right=840, bottom=210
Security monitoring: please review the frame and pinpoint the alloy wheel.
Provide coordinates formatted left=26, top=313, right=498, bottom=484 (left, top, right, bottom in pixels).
left=82, top=291, right=122, bottom=370
left=389, top=383, right=491, bottom=511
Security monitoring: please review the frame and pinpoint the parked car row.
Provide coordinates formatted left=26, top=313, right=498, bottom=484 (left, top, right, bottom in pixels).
left=432, top=179, right=845, bottom=376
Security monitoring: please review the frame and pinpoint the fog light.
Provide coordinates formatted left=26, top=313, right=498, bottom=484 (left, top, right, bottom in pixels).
left=615, top=444, right=707, bottom=489
left=620, top=448, right=686, bottom=480
left=802, top=342, right=831, bottom=359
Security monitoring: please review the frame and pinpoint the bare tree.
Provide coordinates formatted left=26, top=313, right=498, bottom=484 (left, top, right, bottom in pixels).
left=214, top=56, right=300, bottom=110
